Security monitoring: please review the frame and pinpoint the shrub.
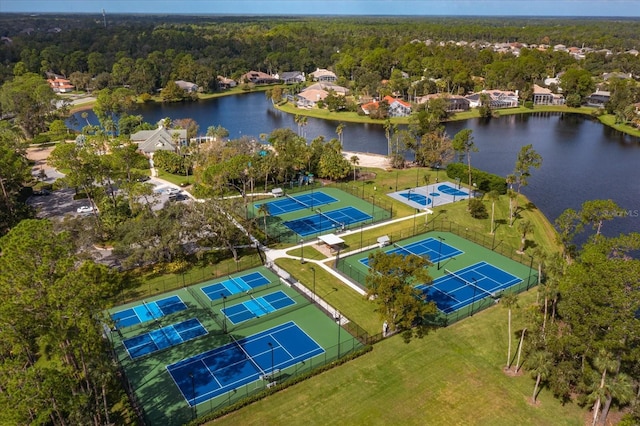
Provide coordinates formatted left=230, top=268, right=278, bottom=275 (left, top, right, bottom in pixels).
left=468, top=198, right=488, bottom=219
left=446, top=163, right=507, bottom=194
left=524, top=101, right=534, bottom=109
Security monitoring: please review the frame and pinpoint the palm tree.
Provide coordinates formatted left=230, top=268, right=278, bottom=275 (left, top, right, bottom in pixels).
left=517, top=219, right=533, bottom=253
left=590, top=350, right=618, bottom=426
left=336, top=122, right=345, bottom=144
left=350, top=155, right=359, bottom=182
left=257, top=203, right=270, bottom=239
left=506, top=174, right=516, bottom=226
left=486, top=190, right=500, bottom=234
left=502, top=292, right=519, bottom=371
left=530, top=349, right=552, bottom=403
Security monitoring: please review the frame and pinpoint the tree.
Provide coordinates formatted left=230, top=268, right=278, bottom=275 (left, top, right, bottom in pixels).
left=350, top=155, right=359, bottom=181
left=579, top=199, right=624, bottom=239
left=502, top=293, right=519, bottom=371
left=365, top=251, right=436, bottom=342
left=554, top=208, right=583, bottom=261
left=452, top=129, right=477, bottom=202
left=517, top=219, right=534, bottom=253
left=0, top=220, right=121, bottom=424
left=318, top=139, right=351, bottom=181
left=560, top=67, right=596, bottom=102
left=530, top=349, right=553, bottom=404
left=257, top=203, right=270, bottom=239
left=512, top=144, right=542, bottom=214
left=161, top=80, right=188, bottom=102
left=336, top=122, right=345, bottom=144
left=0, top=122, right=31, bottom=234
left=0, top=73, right=58, bottom=139
left=486, top=190, right=500, bottom=234
left=506, top=174, right=517, bottom=226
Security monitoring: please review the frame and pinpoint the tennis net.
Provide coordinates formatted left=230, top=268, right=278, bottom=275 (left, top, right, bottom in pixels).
left=316, top=208, right=343, bottom=229
left=142, top=300, right=158, bottom=320
left=229, top=333, right=267, bottom=379
left=393, top=243, right=422, bottom=258
left=285, top=193, right=312, bottom=210
left=250, top=295, right=270, bottom=316
left=444, top=269, right=493, bottom=298
left=228, top=275, right=250, bottom=292
left=187, top=287, right=226, bottom=331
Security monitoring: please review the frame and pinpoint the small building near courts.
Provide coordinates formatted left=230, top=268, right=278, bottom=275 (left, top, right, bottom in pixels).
left=317, top=233, right=345, bottom=254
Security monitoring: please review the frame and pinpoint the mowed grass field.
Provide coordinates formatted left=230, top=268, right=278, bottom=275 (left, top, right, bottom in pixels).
left=207, top=289, right=585, bottom=426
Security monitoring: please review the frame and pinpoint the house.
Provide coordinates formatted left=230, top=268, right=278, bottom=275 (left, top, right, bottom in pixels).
left=174, top=80, right=198, bottom=93
left=47, top=77, right=74, bottom=93
left=295, top=82, right=349, bottom=108
left=416, top=93, right=470, bottom=112
left=309, top=68, right=337, bottom=82
left=217, top=76, right=236, bottom=89
left=130, top=125, right=187, bottom=155
left=361, top=96, right=412, bottom=117
left=305, top=82, right=349, bottom=96
left=277, top=71, right=305, bottom=84
left=240, top=71, right=280, bottom=85
left=296, top=89, right=329, bottom=108
left=603, top=72, right=632, bottom=81
left=585, top=90, right=611, bottom=108
left=465, top=89, right=519, bottom=109
left=532, top=84, right=565, bottom=105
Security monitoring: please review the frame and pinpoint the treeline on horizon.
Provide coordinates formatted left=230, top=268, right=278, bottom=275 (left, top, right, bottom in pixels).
left=1, top=14, right=640, bottom=85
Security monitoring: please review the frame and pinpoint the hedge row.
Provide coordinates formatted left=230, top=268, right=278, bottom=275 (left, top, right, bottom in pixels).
left=445, top=162, right=507, bottom=195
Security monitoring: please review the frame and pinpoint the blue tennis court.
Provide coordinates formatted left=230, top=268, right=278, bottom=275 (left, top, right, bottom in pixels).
left=254, top=192, right=337, bottom=215
left=416, top=261, right=522, bottom=314
left=284, top=206, right=372, bottom=236
left=360, top=237, right=463, bottom=266
left=123, top=318, right=208, bottom=360
left=111, top=295, right=187, bottom=329
left=438, top=184, right=468, bottom=197
left=200, top=271, right=270, bottom=302
left=223, top=291, right=296, bottom=325
left=167, top=321, right=325, bottom=406
left=399, top=191, right=432, bottom=206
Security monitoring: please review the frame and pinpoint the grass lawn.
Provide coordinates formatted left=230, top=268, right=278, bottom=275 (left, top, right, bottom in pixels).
left=207, top=289, right=585, bottom=426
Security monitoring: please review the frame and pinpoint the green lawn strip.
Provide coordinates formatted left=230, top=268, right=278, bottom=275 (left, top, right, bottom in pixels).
left=207, top=289, right=584, bottom=426
left=275, top=258, right=379, bottom=335
left=119, top=254, right=262, bottom=303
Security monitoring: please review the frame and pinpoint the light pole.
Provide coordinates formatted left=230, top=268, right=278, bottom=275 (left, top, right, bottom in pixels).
left=470, top=278, right=478, bottom=316
left=310, top=266, right=316, bottom=302
left=268, top=342, right=274, bottom=378
left=456, top=177, right=461, bottom=189
left=472, top=182, right=477, bottom=199
left=300, top=239, right=305, bottom=264
left=189, top=372, right=196, bottom=420
left=395, top=170, right=399, bottom=192
left=335, top=311, right=341, bottom=359
left=416, top=165, right=420, bottom=187
left=221, top=294, right=227, bottom=333
left=527, top=254, right=534, bottom=290
left=317, top=208, right=322, bottom=232
left=413, top=208, right=418, bottom=235
left=435, top=165, right=440, bottom=183
left=371, top=195, right=376, bottom=221
left=437, top=236, right=445, bottom=270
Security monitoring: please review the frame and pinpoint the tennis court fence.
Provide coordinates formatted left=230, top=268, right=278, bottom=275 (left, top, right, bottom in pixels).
left=139, top=336, right=367, bottom=425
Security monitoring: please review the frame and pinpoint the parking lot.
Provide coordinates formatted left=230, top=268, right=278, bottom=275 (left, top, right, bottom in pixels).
left=27, top=178, right=192, bottom=220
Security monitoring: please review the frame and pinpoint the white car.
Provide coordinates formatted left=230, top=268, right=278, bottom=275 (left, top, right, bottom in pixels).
left=76, top=205, right=95, bottom=214
left=165, top=187, right=181, bottom=195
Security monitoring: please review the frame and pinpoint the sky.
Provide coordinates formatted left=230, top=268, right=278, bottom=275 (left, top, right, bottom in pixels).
left=1, top=0, right=639, bottom=17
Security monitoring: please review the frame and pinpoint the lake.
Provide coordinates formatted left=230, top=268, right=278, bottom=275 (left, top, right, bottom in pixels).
left=70, top=92, right=640, bottom=239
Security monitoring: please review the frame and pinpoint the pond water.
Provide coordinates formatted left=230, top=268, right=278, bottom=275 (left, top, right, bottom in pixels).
left=70, top=92, right=640, bottom=239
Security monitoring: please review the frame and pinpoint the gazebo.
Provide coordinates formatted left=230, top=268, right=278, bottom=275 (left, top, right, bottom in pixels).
left=317, top=233, right=345, bottom=253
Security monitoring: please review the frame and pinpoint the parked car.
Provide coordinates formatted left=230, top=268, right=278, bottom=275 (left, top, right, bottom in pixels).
left=165, top=187, right=181, bottom=195
left=76, top=205, right=95, bottom=214
left=32, top=189, right=51, bottom=196
left=135, top=176, right=150, bottom=182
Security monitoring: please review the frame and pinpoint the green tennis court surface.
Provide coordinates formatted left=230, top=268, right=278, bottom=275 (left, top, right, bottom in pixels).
left=111, top=295, right=187, bottom=329
left=200, top=271, right=270, bottom=301
left=254, top=192, right=337, bottom=215
left=359, top=237, right=463, bottom=266
left=167, top=321, right=325, bottom=406
left=123, top=318, right=208, bottom=359
left=415, top=261, right=522, bottom=314
left=223, top=290, right=296, bottom=325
